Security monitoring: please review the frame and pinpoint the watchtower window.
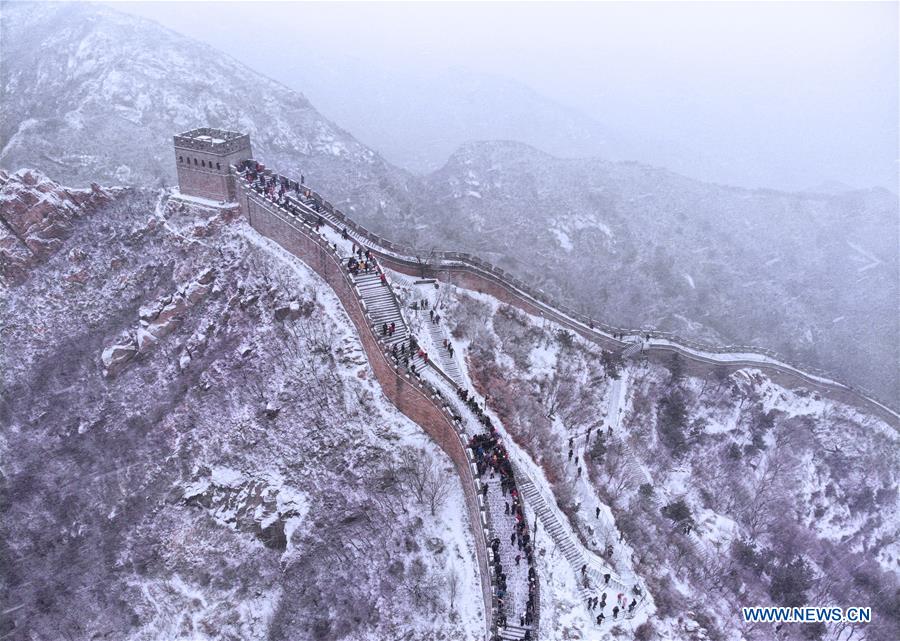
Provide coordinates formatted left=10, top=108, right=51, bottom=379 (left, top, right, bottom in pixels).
left=179, top=156, right=183, bottom=163
left=201, top=160, right=206, bottom=167
left=194, top=158, right=198, bottom=165
left=216, top=162, right=221, bottom=170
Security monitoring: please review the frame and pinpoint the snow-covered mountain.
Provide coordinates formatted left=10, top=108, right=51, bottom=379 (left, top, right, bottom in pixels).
left=2, top=1, right=895, bottom=404
left=0, top=172, right=483, bottom=640
left=414, top=140, right=900, bottom=404
left=0, top=1, right=414, bottom=223
left=440, top=285, right=899, bottom=641
left=5, top=165, right=894, bottom=641
left=2, top=3, right=897, bottom=640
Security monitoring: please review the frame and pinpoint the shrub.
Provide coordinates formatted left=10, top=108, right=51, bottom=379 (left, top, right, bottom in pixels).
left=731, top=539, right=765, bottom=575
left=600, top=349, right=624, bottom=379
left=635, top=621, right=655, bottom=640
left=555, top=329, right=574, bottom=348
left=768, top=556, right=813, bottom=607
left=661, top=499, right=693, bottom=526
left=657, top=390, right=688, bottom=456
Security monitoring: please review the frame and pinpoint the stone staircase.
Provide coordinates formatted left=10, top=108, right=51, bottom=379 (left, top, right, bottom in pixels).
left=498, top=624, right=531, bottom=640
left=291, top=187, right=461, bottom=386
left=424, top=315, right=465, bottom=386
left=622, top=340, right=643, bottom=358
left=517, top=473, right=643, bottom=623
left=351, top=270, right=428, bottom=372
left=433, top=382, right=537, bottom=639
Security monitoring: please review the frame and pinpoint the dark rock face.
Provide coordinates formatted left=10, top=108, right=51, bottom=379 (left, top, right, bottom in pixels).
left=0, top=169, right=113, bottom=284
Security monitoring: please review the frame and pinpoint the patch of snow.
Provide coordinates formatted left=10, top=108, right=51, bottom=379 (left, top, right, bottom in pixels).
left=210, top=466, right=244, bottom=488
left=550, top=228, right=573, bottom=252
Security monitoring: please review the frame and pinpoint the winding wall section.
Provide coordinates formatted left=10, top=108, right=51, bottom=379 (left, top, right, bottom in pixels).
left=236, top=178, right=499, bottom=638
left=263, top=174, right=898, bottom=426
left=230, top=160, right=898, bottom=638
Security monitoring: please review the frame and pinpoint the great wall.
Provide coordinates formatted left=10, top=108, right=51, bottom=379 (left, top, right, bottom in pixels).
left=170, top=127, right=900, bottom=641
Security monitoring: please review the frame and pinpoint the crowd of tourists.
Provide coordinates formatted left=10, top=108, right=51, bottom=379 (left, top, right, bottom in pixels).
left=583, top=589, right=637, bottom=625
left=463, top=389, right=537, bottom=639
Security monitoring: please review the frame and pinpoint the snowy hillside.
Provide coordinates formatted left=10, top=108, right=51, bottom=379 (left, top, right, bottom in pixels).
left=414, top=141, right=899, bottom=404
left=434, top=282, right=899, bottom=641
left=0, top=1, right=415, bottom=228
left=0, top=172, right=483, bottom=640
left=2, top=2, right=895, bottom=406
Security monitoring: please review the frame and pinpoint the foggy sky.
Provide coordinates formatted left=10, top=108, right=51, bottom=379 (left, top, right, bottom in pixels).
left=112, top=0, right=899, bottom=192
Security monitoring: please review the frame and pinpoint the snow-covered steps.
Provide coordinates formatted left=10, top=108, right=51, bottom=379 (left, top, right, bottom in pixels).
left=352, top=274, right=424, bottom=369
left=303, top=197, right=375, bottom=253
left=622, top=340, right=643, bottom=358
left=424, top=317, right=465, bottom=386
left=351, top=273, right=455, bottom=383
left=423, top=374, right=537, bottom=635
left=517, top=473, right=642, bottom=626
left=499, top=624, right=531, bottom=640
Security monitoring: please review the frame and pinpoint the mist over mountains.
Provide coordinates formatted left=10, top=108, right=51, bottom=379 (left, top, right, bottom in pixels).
left=0, top=1, right=415, bottom=215
left=1, top=1, right=897, bottom=403
left=114, top=0, right=900, bottom=194
left=257, top=57, right=672, bottom=177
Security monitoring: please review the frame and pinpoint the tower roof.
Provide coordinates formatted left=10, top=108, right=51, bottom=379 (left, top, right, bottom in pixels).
left=174, top=127, right=250, bottom=155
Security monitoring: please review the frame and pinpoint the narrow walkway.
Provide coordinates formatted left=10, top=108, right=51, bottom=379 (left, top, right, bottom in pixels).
left=431, top=375, right=537, bottom=640
left=351, top=269, right=428, bottom=373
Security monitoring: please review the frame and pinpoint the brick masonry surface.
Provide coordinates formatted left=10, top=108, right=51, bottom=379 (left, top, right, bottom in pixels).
left=175, top=134, right=252, bottom=202
left=242, top=192, right=495, bottom=635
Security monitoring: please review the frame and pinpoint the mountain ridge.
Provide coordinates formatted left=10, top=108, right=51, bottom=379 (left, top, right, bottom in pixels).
left=1, top=0, right=896, bottom=402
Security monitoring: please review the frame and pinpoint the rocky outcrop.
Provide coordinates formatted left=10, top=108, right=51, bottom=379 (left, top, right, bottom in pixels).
left=181, top=468, right=308, bottom=551
left=0, top=168, right=113, bottom=284
left=100, top=269, right=217, bottom=376
left=101, top=339, right=138, bottom=377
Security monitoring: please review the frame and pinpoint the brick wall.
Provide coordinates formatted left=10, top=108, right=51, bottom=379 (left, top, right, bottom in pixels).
left=175, top=140, right=251, bottom=202
left=374, top=254, right=900, bottom=426
left=242, top=191, right=495, bottom=637
left=175, top=165, right=233, bottom=201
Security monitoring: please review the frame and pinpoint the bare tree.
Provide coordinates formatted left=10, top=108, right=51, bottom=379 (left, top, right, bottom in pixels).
left=540, top=375, right=561, bottom=420
left=415, top=247, right=438, bottom=278
left=404, top=449, right=452, bottom=516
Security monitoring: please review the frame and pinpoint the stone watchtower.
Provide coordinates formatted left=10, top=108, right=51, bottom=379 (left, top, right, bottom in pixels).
left=174, top=127, right=252, bottom=202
